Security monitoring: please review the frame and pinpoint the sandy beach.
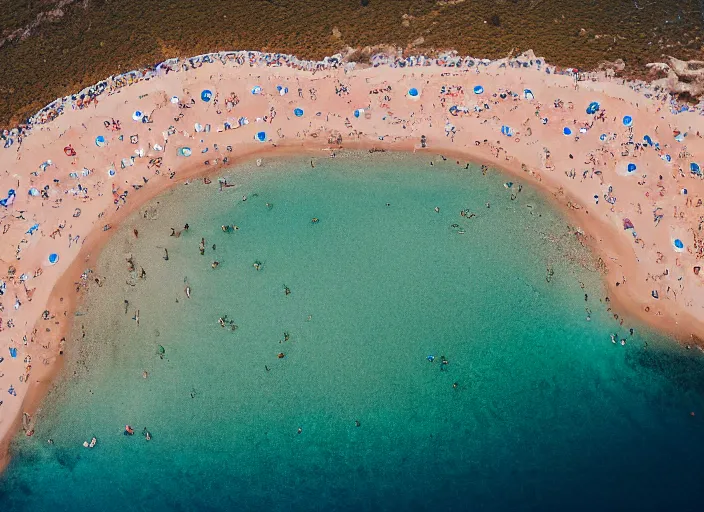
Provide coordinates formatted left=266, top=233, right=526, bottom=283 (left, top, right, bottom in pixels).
left=2, top=50, right=704, bottom=471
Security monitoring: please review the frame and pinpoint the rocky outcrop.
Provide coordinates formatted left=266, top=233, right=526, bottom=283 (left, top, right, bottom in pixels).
left=646, top=56, right=704, bottom=99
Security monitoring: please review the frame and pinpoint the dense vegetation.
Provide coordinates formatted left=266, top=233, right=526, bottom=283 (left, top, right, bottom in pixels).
left=0, top=0, right=702, bottom=128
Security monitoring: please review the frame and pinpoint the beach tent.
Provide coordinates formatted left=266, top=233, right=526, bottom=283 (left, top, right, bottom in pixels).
left=354, top=109, right=363, bottom=118
left=0, top=189, right=16, bottom=208
left=251, top=86, right=262, bottom=95
left=675, top=132, right=686, bottom=143
left=294, top=108, right=304, bottom=117
left=177, top=147, right=192, bottom=157
left=408, top=87, right=419, bottom=98
left=586, top=101, right=600, bottom=114
left=170, top=96, right=179, bottom=104
left=201, top=89, right=213, bottom=102
left=48, top=253, right=59, bottom=265
left=627, top=163, right=637, bottom=174
left=95, top=135, right=106, bottom=147
left=563, top=127, right=572, bottom=136
left=673, top=239, right=685, bottom=252
left=132, top=110, right=144, bottom=121
left=195, top=123, right=204, bottom=132
left=623, top=218, right=634, bottom=230
left=500, top=125, right=514, bottom=137
left=28, top=187, right=40, bottom=197
left=473, top=85, right=484, bottom=94
left=643, top=135, right=653, bottom=146
left=256, top=131, right=267, bottom=142
left=276, top=85, right=289, bottom=96
left=691, top=163, right=701, bottom=175
left=523, top=89, right=534, bottom=100
left=622, top=115, right=633, bottom=127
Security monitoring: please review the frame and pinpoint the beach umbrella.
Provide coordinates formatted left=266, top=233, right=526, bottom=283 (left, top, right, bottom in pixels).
left=623, top=218, right=634, bottom=230
left=238, top=117, right=249, bottom=126
left=643, top=135, right=653, bottom=146
left=201, top=89, right=213, bottom=102
left=132, top=110, right=143, bottom=121
left=354, top=109, right=362, bottom=118
left=48, top=253, right=59, bottom=265
left=256, top=131, right=267, bottom=142
left=523, top=89, right=535, bottom=100
left=95, top=135, right=106, bottom=147
left=177, top=147, right=192, bottom=157
left=473, top=85, right=484, bottom=94
left=294, top=108, right=304, bottom=117
left=194, top=123, right=204, bottom=133
left=673, top=239, right=684, bottom=252
left=586, top=101, right=600, bottom=114
left=627, top=163, right=637, bottom=174
left=500, top=125, right=514, bottom=137
left=675, top=132, right=685, bottom=143
left=682, top=188, right=688, bottom=195
left=251, top=86, right=262, bottom=95
left=276, top=85, right=288, bottom=96
left=599, top=133, right=607, bottom=142
left=622, top=115, right=633, bottom=127
left=662, top=154, right=672, bottom=162
left=0, top=189, right=16, bottom=208
left=563, top=127, right=572, bottom=136
left=28, top=187, right=40, bottom=197
left=170, top=96, right=179, bottom=104
left=108, top=169, right=116, bottom=176
left=408, top=87, right=419, bottom=98
left=691, top=162, right=702, bottom=175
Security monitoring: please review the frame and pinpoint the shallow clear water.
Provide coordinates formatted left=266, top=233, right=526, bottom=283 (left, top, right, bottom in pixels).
left=2, top=153, right=704, bottom=512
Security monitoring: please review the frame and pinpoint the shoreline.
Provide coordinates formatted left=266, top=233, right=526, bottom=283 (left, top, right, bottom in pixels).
left=3, top=51, right=704, bottom=474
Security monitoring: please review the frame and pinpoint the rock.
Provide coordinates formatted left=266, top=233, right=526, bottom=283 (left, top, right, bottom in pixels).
left=332, top=27, right=342, bottom=39
left=580, top=28, right=587, bottom=36
left=646, top=56, right=704, bottom=99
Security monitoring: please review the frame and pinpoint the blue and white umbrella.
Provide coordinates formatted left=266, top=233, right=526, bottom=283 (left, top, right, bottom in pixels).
left=627, top=163, right=637, bottom=174
left=251, top=86, right=262, bottom=95
left=473, top=85, right=484, bottom=94
left=523, top=89, right=534, bottom=100
left=691, top=162, right=701, bottom=175
left=354, top=109, right=363, bottom=118
left=170, top=96, right=179, bottom=104
left=201, top=89, right=213, bottom=102
left=408, top=87, right=419, bottom=98
left=586, top=101, right=600, bottom=115
left=501, top=125, right=514, bottom=137
left=599, top=133, right=608, bottom=142
left=95, top=135, right=106, bottom=147
left=132, top=110, right=143, bottom=121
left=177, top=147, right=192, bottom=157
left=294, top=108, right=304, bottom=117
left=276, top=85, right=288, bottom=96
left=563, top=127, right=572, bottom=136
left=643, top=135, right=653, bottom=146
left=48, top=253, right=59, bottom=265
left=256, top=131, right=267, bottom=142
left=622, top=115, right=633, bottom=127
left=673, top=238, right=685, bottom=252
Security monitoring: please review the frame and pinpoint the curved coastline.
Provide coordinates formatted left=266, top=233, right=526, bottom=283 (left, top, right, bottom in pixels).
left=2, top=49, right=704, bottom=473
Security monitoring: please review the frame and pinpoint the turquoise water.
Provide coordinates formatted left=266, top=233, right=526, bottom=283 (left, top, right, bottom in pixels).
left=2, top=153, right=704, bottom=511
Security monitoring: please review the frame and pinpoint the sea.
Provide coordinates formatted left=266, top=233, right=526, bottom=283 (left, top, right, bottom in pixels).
left=1, top=152, right=704, bottom=511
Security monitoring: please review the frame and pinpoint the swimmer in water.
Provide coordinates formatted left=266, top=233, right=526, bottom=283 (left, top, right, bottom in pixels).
left=211, top=261, right=219, bottom=269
